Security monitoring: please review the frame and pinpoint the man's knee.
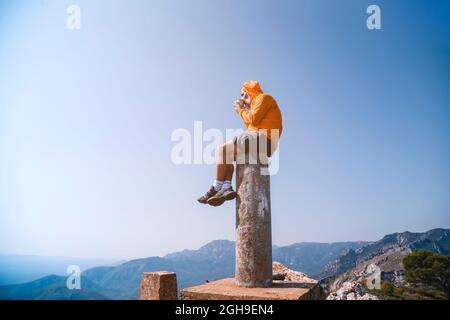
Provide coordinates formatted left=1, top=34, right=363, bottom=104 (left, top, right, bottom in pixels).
left=217, top=143, right=228, bottom=156
left=217, top=140, right=235, bottom=164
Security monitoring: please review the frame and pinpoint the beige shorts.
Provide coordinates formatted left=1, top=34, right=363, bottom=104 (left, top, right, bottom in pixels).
left=222, top=131, right=274, bottom=164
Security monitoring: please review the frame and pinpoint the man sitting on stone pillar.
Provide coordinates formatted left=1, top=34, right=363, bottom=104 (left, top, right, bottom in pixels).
left=197, top=80, right=283, bottom=207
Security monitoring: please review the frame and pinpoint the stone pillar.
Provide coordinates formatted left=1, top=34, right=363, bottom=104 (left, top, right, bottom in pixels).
left=139, top=271, right=178, bottom=300
left=235, top=163, right=272, bottom=288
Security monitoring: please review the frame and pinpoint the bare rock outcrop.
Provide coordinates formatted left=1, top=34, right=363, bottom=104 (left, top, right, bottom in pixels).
left=272, top=261, right=319, bottom=284
left=272, top=261, right=326, bottom=300
left=326, top=281, right=378, bottom=300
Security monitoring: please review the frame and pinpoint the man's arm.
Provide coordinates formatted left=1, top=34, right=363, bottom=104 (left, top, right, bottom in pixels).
left=239, top=94, right=273, bottom=126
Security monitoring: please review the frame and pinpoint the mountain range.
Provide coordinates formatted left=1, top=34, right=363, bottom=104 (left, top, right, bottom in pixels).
left=0, top=228, right=448, bottom=300
left=321, top=228, right=450, bottom=295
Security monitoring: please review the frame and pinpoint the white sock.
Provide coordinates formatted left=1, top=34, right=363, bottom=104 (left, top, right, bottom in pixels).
left=222, top=180, right=231, bottom=189
left=213, top=180, right=224, bottom=191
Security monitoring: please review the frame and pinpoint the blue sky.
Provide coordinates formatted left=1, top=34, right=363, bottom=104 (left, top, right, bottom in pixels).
left=0, top=0, right=449, bottom=259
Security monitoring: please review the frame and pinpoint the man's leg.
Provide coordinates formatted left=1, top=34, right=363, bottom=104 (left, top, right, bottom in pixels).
left=225, top=162, right=234, bottom=182
left=215, top=141, right=236, bottom=181
left=197, top=140, right=237, bottom=205
left=206, top=140, right=237, bottom=206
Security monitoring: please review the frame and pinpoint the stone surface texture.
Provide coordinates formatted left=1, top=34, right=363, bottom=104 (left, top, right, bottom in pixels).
left=235, top=163, right=272, bottom=288
left=139, top=271, right=178, bottom=300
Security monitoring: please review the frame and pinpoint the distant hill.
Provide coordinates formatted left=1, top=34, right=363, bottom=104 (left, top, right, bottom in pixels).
left=0, top=255, right=120, bottom=286
left=273, top=241, right=368, bottom=276
left=0, top=275, right=108, bottom=300
left=1, top=228, right=447, bottom=300
left=80, top=240, right=241, bottom=299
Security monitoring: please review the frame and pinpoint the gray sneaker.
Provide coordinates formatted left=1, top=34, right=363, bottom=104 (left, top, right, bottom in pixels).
left=207, top=187, right=237, bottom=207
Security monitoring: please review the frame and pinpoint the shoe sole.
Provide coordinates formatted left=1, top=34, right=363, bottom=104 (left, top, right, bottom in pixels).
left=224, top=192, right=237, bottom=201
left=207, top=192, right=237, bottom=207
left=207, top=197, right=225, bottom=207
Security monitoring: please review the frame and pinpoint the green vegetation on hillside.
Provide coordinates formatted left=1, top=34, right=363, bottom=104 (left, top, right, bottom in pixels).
left=368, top=250, right=449, bottom=300
left=404, top=249, right=450, bottom=299
left=369, top=281, right=446, bottom=300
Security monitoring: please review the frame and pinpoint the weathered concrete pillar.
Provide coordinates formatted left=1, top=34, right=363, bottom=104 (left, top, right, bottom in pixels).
left=235, top=163, right=272, bottom=288
left=139, top=271, right=178, bottom=300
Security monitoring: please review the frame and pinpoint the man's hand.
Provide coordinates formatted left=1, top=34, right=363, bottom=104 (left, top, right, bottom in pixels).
left=233, top=99, right=245, bottom=114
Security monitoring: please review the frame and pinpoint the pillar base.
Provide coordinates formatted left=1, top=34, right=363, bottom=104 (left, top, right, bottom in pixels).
left=180, top=278, right=325, bottom=300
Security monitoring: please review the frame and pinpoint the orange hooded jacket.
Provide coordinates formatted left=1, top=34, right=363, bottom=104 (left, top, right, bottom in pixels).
left=239, top=80, right=283, bottom=146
